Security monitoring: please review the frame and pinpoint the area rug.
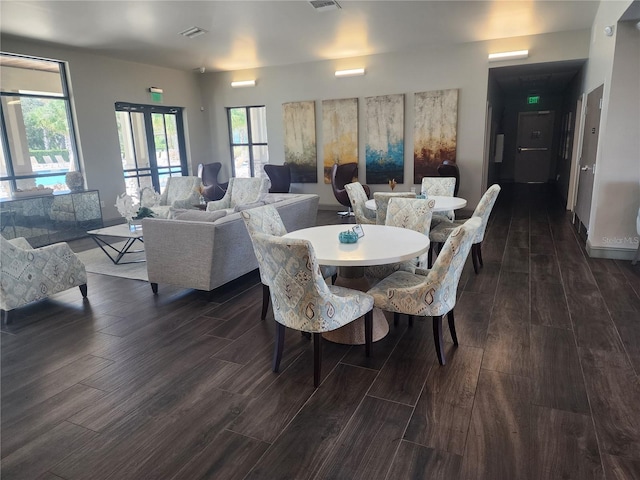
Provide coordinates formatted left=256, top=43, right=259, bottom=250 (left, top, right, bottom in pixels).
left=76, top=242, right=148, bottom=281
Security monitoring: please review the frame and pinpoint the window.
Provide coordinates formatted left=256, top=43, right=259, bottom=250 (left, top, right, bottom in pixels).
left=227, top=106, right=268, bottom=177
left=115, top=102, right=187, bottom=197
left=0, top=53, right=80, bottom=199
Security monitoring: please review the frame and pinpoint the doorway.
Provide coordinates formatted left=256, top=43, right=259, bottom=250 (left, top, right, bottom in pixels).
left=514, top=110, right=555, bottom=183
left=574, top=84, right=603, bottom=232
left=115, top=102, right=188, bottom=198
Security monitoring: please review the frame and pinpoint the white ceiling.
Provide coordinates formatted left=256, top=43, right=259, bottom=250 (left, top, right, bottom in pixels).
left=0, top=1, right=601, bottom=72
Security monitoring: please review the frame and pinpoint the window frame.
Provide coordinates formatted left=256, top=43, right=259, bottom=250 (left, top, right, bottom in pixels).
left=226, top=105, right=268, bottom=178
left=0, top=52, right=81, bottom=195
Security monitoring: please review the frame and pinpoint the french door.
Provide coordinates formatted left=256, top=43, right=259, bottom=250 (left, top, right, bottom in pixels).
left=115, top=102, right=188, bottom=197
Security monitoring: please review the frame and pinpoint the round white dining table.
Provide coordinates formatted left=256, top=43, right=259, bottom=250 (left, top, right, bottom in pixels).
left=283, top=224, right=430, bottom=345
left=365, top=195, right=467, bottom=212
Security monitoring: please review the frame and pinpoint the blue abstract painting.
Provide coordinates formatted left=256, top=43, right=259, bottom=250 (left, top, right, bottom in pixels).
left=365, top=94, right=404, bottom=184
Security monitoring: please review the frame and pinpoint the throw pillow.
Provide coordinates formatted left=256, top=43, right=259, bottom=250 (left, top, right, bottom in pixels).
left=172, top=209, right=227, bottom=222
left=234, top=201, right=266, bottom=212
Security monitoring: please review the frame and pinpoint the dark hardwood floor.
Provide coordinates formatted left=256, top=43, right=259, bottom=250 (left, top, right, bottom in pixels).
left=2, top=183, right=640, bottom=479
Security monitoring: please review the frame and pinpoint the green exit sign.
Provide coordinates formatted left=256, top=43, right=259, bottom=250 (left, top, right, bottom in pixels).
left=528, top=95, right=540, bottom=104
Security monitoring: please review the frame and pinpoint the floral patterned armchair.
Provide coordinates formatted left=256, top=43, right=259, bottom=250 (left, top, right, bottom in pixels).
left=367, top=217, right=481, bottom=365
left=206, top=177, right=270, bottom=213
left=251, top=231, right=374, bottom=387
left=0, top=236, right=87, bottom=324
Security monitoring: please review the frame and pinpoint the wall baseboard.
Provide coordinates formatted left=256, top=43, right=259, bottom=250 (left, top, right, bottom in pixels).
left=586, top=239, right=639, bottom=260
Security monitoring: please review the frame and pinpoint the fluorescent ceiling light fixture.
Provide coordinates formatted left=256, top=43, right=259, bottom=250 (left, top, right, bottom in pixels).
left=180, top=27, right=207, bottom=39
left=488, top=50, right=529, bottom=62
left=7, top=99, right=21, bottom=105
left=335, top=68, right=365, bottom=78
left=231, top=80, right=256, bottom=88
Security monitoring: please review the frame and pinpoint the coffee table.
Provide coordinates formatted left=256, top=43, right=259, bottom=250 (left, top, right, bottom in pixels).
left=283, top=224, right=430, bottom=345
left=87, top=223, right=145, bottom=265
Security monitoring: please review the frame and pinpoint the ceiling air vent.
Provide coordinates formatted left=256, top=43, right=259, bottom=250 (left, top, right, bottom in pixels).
left=309, top=0, right=341, bottom=12
left=179, top=27, right=207, bottom=39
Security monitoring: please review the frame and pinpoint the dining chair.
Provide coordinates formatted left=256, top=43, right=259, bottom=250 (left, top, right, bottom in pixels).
left=429, top=184, right=501, bottom=273
left=373, top=192, right=416, bottom=225
left=251, top=232, right=374, bottom=387
left=421, top=176, right=456, bottom=224
left=241, top=204, right=337, bottom=320
left=366, top=197, right=435, bottom=279
left=367, top=217, right=481, bottom=365
left=345, top=182, right=376, bottom=225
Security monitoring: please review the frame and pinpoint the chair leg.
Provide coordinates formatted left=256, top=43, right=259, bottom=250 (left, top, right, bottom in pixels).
left=272, top=322, right=286, bottom=373
left=471, top=244, right=480, bottom=274
left=393, top=312, right=400, bottom=326
left=261, top=283, right=270, bottom=320
left=151, top=282, right=158, bottom=294
left=477, top=241, right=484, bottom=267
left=447, top=309, right=458, bottom=346
left=331, top=273, right=338, bottom=285
left=79, top=284, right=88, bottom=298
left=428, top=244, right=433, bottom=268
left=433, top=315, right=445, bottom=365
left=632, top=243, right=640, bottom=266
left=313, top=333, right=322, bottom=388
left=364, top=311, right=373, bottom=358
left=408, top=315, right=414, bottom=327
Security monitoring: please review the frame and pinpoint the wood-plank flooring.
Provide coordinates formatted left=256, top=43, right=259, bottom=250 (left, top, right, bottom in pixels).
left=2, top=183, right=640, bottom=479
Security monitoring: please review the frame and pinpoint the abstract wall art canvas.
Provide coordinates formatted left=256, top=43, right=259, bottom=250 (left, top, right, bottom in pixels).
left=413, top=89, right=458, bottom=183
left=322, top=98, right=358, bottom=184
left=365, top=94, right=404, bottom=184
left=283, top=101, right=317, bottom=183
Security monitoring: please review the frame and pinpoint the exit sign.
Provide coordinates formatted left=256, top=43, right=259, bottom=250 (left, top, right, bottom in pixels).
left=528, top=95, right=540, bottom=104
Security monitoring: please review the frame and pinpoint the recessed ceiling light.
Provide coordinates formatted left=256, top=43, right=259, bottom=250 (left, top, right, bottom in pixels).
left=180, top=27, right=207, bottom=39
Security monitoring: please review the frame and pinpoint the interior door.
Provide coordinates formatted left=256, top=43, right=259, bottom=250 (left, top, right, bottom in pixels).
left=574, top=84, right=603, bottom=231
left=514, top=111, right=555, bottom=183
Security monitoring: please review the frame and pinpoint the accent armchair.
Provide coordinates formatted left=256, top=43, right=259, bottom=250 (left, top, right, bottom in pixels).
left=198, top=162, right=227, bottom=201
left=152, top=176, right=203, bottom=218
left=0, top=236, right=87, bottom=324
left=206, top=177, right=270, bottom=213
left=251, top=231, right=374, bottom=387
left=264, top=164, right=291, bottom=193
left=331, top=163, right=370, bottom=216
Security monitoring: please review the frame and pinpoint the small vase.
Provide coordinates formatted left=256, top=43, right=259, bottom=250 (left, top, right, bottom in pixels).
left=388, top=179, right=397, bottom=191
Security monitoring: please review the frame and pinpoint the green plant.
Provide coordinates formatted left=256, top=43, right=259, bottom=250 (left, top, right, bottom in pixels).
left=133, top=206, right=155, bottom=220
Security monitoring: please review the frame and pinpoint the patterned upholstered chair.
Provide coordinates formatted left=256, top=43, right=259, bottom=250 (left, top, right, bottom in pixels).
left=429, top=184, right=501, bottom=274
left=0, top=236, right=87, bottom=324
left=366, top=197, right=435, bottom=280
left=152, top=176, right=203, bottom=218
left=373, top=192, right=416, bottom=225
left=206, top=177, right=270, bottom=213
left=421, top=176, right=457, bottom=224
left=252, top=232, right=374, bottom=387
left=345, top=182, right=376, bottom=225
left=241, top=204, right=337, bottom=320
left=367, top=217, right=481, bottom=365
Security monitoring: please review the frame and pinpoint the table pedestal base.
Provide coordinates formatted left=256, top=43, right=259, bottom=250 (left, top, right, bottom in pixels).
left=323, top=266, right=389, bottom=345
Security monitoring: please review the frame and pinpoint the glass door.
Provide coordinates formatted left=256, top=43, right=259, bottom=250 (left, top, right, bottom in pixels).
left=115, top=102, right=187, bottom=198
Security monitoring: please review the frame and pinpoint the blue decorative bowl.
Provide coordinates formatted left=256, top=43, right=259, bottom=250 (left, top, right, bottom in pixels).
left=338, top=230, right=359, bottom=244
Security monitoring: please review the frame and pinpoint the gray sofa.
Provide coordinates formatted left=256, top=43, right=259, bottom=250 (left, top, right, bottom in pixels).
left=142, top=193, right=319, bottom=293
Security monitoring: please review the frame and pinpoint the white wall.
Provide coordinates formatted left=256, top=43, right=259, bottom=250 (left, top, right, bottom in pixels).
left=586, top=8, right=640, bottom=257
left=202, top=30, right=591, bottom=209
left=587, top=13, right=640, bottom=258
left=1, top=36, right=212, bottom=221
